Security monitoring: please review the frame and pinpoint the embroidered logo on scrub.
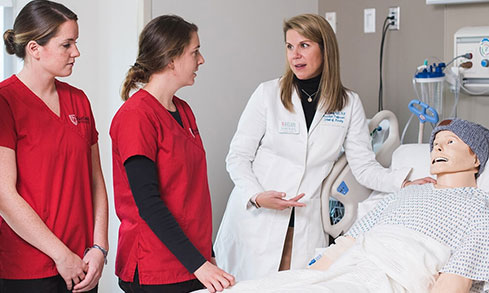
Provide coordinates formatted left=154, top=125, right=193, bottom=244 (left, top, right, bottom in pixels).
left=69, top=114, right=78, bottom=125
left=279, top=121, right=300, bottom=134
left=68, top=114, right=90, bottom=126
left=322, top=111, right=346, bottom=124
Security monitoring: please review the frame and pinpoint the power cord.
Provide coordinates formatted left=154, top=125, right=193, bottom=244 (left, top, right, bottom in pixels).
left=378, top=16, right=394, bottom=112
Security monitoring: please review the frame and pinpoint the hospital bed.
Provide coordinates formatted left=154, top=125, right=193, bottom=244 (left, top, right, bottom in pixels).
left=194, top=111, right=489, bottom=292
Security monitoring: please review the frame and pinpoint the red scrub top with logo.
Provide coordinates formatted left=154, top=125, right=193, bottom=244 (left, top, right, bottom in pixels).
left=110, top=89, right=213, bottom=285
left=0, top=75, right=98, bottom=279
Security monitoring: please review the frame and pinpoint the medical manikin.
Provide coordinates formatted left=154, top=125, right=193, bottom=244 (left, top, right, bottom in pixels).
left=219, top=118, right=489, bottom=293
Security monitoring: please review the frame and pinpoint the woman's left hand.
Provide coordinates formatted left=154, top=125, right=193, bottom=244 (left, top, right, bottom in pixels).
left=402, top=177, right=437, bottom=188
left=72, top=248, right=105, bottom=292
left=255, top=191, right=306, bottom=210
left=194, top=261, right=235, bottom=293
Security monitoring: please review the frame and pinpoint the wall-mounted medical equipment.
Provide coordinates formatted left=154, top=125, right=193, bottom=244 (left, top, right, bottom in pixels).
left=402, top=62, right=445, bottom=143
left=454, top=26, right=489, bottom=95
left=413, top=61, right=446, bottom=114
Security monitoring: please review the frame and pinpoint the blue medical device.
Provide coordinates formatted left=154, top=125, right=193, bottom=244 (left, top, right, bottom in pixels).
left=408, top=99, right=439, bottom=143
left=414, top=62, right=446, bottom=79
left=408, top=99, right=439, bottom=124
left=329, top=181, right=349, bottom=225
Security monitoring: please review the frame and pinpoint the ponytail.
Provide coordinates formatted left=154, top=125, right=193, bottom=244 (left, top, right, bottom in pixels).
left=120, top=63, right=149, bottom=101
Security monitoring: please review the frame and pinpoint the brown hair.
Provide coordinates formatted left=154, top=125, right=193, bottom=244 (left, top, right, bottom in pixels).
left=280, top=14, right=347, bottom=113
left=121, top=15, right=198, bottom=101
left=3, top=0, right=77, bottom=59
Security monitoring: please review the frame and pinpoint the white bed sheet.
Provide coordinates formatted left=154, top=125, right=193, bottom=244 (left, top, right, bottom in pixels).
left=194, top=225, right=450, bottom=293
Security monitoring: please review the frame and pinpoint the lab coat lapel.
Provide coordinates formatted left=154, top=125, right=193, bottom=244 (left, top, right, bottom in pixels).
left=291, top=90, right=308, bottom=137
left=308, top=105, right=326, bottom=135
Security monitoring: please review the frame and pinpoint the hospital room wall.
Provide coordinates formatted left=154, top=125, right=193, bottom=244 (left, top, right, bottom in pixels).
left=318, top=0, right=444, bottom=143
left=319, top=1, right=489, bottom=143
left=151, top=0, right=319, bottom=239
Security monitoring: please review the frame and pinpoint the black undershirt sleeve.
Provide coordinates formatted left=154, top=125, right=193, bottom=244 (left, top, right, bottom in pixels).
left=124, top=155, right=207, bottom=273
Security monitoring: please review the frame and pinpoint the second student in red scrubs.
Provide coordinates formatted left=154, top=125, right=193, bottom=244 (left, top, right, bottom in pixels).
left=110, top=15, right=235, bottom=293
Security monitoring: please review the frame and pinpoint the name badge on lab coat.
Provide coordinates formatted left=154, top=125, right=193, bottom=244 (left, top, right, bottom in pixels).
left=322, top=112, right=346, bottom=126
left=279, top=121, right=300, bottom=134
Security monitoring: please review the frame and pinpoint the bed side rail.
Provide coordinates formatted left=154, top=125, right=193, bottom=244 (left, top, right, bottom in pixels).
left=320, top=110, right=400, bottom=238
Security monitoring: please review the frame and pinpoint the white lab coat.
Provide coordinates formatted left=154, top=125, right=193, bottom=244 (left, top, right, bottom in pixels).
left=214, top=78, right=410, bottom=281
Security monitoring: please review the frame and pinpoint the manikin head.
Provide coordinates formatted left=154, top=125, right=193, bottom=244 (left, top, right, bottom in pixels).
left=429, top=119, right=489, bottom=183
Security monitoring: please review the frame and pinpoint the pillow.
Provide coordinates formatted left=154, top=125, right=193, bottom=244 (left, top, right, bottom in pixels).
left=391, top=143, right=489, bottom=192
left=391, top=144, right=432, bottom=180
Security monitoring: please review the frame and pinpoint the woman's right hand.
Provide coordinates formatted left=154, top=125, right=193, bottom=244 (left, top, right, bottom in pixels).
left=194, top=261, right=235, bottom=292
left=255, top=191, right=306, bottom=210
left=54, top=249, right=88, bottom=291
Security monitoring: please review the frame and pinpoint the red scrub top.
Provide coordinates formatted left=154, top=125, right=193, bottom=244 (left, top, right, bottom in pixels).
left=110, top=90, right=212, bottom=285
left=0, top=75, right=98, bottom=279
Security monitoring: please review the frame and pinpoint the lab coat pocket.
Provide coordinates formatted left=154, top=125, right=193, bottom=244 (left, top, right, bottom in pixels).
left=236, top=206, right=277, bottom=254
left=317, top=119, right=347, bottom=157
left=253, top=150, right=279, bottom=190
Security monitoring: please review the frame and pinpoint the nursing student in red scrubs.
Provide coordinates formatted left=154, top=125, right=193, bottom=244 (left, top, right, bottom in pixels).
left=0, top=1, right=108, bottom=293
left=110, top=15, right=235, bottom=293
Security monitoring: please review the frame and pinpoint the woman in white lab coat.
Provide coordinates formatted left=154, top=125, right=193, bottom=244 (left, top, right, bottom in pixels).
left=214, top=14, right=432, bottom=282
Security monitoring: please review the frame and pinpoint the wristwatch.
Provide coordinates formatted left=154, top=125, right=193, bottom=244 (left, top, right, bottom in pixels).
left=85, top=244, right=108, bottom=264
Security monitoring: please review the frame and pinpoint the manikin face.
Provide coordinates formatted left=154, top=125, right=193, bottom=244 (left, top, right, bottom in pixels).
left=172, top=31, right=205, bottom=87
left=430, top=130, right=480, bottom=176
left=36, top=20, right=80, bottom=78
left=285, top=29, right=323, bottom=80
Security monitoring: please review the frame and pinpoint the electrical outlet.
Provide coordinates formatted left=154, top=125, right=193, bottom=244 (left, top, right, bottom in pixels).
left=389, top=7, right=400, bottom=30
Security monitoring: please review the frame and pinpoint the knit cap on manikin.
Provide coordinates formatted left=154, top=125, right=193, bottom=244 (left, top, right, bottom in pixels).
left=429, top=118, right=489, bottom=178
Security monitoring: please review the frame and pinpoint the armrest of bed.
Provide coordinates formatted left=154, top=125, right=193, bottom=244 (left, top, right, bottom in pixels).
left=320, top=158, right=371, bottom=238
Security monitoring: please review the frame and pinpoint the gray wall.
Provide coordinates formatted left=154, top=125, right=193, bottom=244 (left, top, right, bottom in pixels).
left=152, top=0, right=319, bottom=238
left=318, top=1, right=489, bottom=143
left=319, top=0, right=445, bottom=143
